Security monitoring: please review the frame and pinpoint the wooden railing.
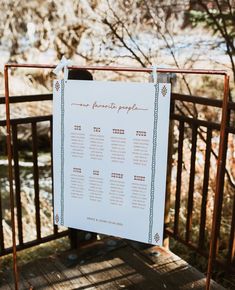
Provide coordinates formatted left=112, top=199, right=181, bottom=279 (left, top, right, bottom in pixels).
left=168, top=93, right=235, bottom=271
left=0, top=92, right=234, bottom=272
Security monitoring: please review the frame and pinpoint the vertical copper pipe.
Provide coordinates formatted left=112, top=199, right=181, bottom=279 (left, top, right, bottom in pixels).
left=4, top=65, right=19, bottom=290
left=206, top=74, right=230, bottom=290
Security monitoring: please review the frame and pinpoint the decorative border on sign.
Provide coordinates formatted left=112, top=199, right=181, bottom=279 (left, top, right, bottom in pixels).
left=55, top=213, right=59, bottom=224
left=60, top=80, right=65, bottom=225
left=154, top=232, right=160, bottom=243
left=148, top=82, right=159, bottom=243
left=161, top=85, right=167, bottom=97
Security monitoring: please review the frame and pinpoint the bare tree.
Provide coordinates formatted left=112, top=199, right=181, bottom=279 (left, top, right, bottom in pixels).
left=188, top=0, right=235, bottom=83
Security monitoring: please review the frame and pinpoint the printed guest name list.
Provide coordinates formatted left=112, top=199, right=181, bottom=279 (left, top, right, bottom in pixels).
left=53, top=80, right=171, bottom=245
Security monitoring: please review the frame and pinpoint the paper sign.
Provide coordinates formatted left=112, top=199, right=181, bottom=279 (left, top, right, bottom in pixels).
left=53, top=80, right=171, bottom=245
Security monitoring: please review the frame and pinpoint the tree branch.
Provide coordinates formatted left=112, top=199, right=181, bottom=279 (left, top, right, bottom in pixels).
left=197, top=0, right=235, bottom=83
left=103, top=18, right=146, bottom=67
left=107, top=4, right=152, bottom=65
left=143, top=0, right=193, bottom=97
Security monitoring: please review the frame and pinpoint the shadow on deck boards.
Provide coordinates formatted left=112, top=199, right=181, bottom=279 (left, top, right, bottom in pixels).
left=0, top=238, right=224, bottom=290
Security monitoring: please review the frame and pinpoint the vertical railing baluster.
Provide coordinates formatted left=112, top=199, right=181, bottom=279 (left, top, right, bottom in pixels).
left=32, top=122, right=41, bottom=240
left=0, top=124, right=6, bottom=253
left=185, top=123, right=197, bottom=243
left=199, top=127, right=212, bottom=250
left=0, top=183, right=4, bottom=253
left=228, top=189, right=235, bottom=268
left=12, top=123, right=23, bottom=245
left=174, top=120, right=184, bottom=237
left=50, top=118, right=58, bottom=234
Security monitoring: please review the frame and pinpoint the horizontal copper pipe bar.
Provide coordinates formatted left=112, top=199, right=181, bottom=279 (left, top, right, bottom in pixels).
left=5, top=63, right=228, bottom=76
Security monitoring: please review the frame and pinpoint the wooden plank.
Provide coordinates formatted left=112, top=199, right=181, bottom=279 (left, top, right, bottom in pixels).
left=0, top=239, right=225, bottom=290
left=91, top=253, right=142, bottom=289
left=20, top=260, right=53, bottom=290
left=53, top=252, right=96, bottom=289
left=56, top=241, right=141, bottom=289
left=19, top=271, right=37, bottom=290
left=78, top=257, right=127, bottom=289
left=0, top=272, right=13, bottom=290
left=107, top=252, right=147, bottom=289
left=0, top=268, right=29, bottom=290
left=142, top=246, right=225, bottom=290
left=33, top=256, right=74, bottom=289
left=113, top=245, right=173, bottom=289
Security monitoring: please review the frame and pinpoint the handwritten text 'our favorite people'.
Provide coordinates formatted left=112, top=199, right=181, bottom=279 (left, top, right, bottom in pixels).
left=71, top=101, right=148, bottom=114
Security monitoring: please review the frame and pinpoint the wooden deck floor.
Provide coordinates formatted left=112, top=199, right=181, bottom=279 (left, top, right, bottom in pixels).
left=0, top=238, right=224, bottom=290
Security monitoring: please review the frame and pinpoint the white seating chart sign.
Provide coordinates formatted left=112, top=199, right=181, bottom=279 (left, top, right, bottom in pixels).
left=53, top=79, right=171, bottom=245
